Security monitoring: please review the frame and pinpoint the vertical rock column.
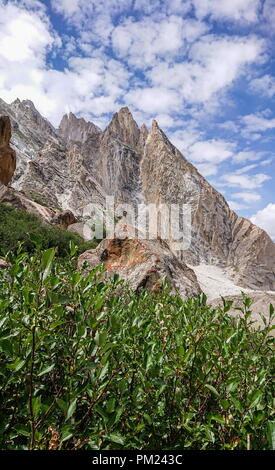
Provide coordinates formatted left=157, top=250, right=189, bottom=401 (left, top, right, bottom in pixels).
left=0, top=116, right=16, bottom=185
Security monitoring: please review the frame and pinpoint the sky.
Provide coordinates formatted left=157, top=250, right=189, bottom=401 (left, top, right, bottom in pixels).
left=0, top=0, right=274, bottom=240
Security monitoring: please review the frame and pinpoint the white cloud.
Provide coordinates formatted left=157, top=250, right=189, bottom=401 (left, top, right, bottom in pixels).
left=233, top=150, right=266, bottom=163
left=148, top=35, right=264, bottom=104
left=241, top=112, right=275, bottom=138
left=251, top=203, right=275, bottom=241
left=231, top=191, right=261, bottom=203
left=228, top=200, right=248, bottom=211
left=222, top=172, right=271, bottom=189
left=125, top=87, right=180, bottom=114
left=112, top=16, right=208, bottom=68
left=0, top=1, right=133, bottom=125
left=193, top=0, right=261, bottom=23
left=188, top=139, right=235, bottom=164
left=0, top=2, right=56, bottom=63
left=250, top=74, right=275, bottom=98
left=54, top=0, right=80, bottom=15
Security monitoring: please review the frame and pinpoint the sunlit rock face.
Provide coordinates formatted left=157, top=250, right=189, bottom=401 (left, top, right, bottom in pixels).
left=1, top=96, right=274, bottom=292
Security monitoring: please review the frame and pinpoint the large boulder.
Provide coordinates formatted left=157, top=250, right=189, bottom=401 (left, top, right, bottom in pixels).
left=78, top=233, right=202, bottom=299
left=0, top=116, right=16, bottom=185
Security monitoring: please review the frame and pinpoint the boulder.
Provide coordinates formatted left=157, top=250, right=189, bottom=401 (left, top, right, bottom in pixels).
left=78, top=232, right=202, bottom=299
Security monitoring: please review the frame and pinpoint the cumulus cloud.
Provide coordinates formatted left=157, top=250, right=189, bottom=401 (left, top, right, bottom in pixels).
left=231, top=191, right=261, bottom=203
left=222, top=172, right=271, bottom=190
left=193, top=0, right=261, bottom=23
left=111, top=16, right=208, bottom=68
left=249, top=74, right=275, bottom=98
left=148, top=35, right=264, bottom=105
left=241, top=112, right=275, bottom=138
left=251, top=203, right=275, bottom=241
left=0, top=1, right=133, bottom=124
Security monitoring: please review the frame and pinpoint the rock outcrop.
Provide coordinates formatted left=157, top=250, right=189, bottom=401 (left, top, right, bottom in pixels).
left=0, top=183, right=54, bottom=223
left=78, top=234, right=202, bottom=299
left=0, top=116, right=16, bottom=185
left=50, top=209, right=77, bottom=229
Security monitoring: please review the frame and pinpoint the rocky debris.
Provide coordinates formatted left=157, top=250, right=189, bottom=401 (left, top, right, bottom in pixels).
left=211, top=292, right=275, bottom=334
left=0, top=257, right=9, bottom=269
left=78, top=231, right=202, bottom=299
left=0, top=183, right=54, bottom=222
left=58, top=112, right=102, bottom=144
left=0, top=183, right=78, bottom=230
left=0, top=116, right=16, bottom=185
left=50, top=210, right=77, bottom=229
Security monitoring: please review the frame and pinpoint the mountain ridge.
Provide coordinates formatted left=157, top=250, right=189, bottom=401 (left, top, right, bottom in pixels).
left=0, top=96, right=274, bottom=292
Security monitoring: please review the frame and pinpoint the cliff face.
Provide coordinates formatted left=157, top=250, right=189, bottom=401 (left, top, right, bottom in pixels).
left=0, top=116, right=16, bottom=185
left=140, top=120, right=275, bottom=290
left=0, top=97, right=274, bottom=291
left=58, top=112, right=102, bottom=144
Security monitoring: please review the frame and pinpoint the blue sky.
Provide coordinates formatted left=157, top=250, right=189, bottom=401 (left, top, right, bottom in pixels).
left=0, top=0, right=274, bottom=239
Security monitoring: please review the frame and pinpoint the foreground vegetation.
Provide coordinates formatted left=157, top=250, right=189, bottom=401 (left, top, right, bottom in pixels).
left=0, top=245, right=274, bottom=450
left=0, top=203, right=97, bottom=257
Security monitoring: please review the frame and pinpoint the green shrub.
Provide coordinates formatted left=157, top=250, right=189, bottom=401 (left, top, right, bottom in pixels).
left=0, top=203, right=98, bottom=257
left=0, top=247, right=274, bottom=450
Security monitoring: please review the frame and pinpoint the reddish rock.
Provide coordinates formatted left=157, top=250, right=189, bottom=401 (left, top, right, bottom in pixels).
left=0, top=116, right=16, bottom=185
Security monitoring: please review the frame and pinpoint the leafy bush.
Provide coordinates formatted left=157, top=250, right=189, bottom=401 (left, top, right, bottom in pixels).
left=0, top=203, right=98, bottom=257
left=0, top=246, right=274, bottom=450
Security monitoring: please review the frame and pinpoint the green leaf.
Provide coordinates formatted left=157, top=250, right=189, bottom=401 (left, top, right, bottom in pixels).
left=108, top=433, right=124, bottom=445
left=38, top=363, right=55, bottom=377
left=267, top=421, right=275, bottom=450
left=13, top=424, right=30, bottom=437
left=66, top=398, right=77, bottom=421
left=41, top=248, right=56, bottom=282
left=205, top=384, right=220, bottom=397
left=7, top=359, right=25, bottom=372
left=95, top=331, right=107, bottom=347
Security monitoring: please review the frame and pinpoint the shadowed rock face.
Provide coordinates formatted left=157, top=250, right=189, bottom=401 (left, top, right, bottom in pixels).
left=78, top=232, right=202, bottom=299
left=0, top=116, right=16, bottom=185
left=50, top=210, right=77, bottom=229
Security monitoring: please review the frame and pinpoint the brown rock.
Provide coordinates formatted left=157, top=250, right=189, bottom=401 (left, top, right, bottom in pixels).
left=50, top=210, right=77, bottom=229
left=0, top=116, right=16, bottom=185
left=78, top=229, right=202, bottom=299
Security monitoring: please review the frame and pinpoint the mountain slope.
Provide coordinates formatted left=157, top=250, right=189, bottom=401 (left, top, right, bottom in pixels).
left=0, top=97, right=274, bottom=291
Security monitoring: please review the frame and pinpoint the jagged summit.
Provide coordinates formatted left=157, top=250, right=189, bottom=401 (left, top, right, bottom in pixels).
left=58, top=111, right=101, bottom=144
left=105, top=106, right=141, bottom=148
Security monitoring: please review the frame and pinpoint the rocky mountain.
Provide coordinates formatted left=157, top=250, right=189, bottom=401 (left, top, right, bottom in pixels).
left=58, top=112, right=101, bottom=144
left=0, top=96, right=274, bottom=294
